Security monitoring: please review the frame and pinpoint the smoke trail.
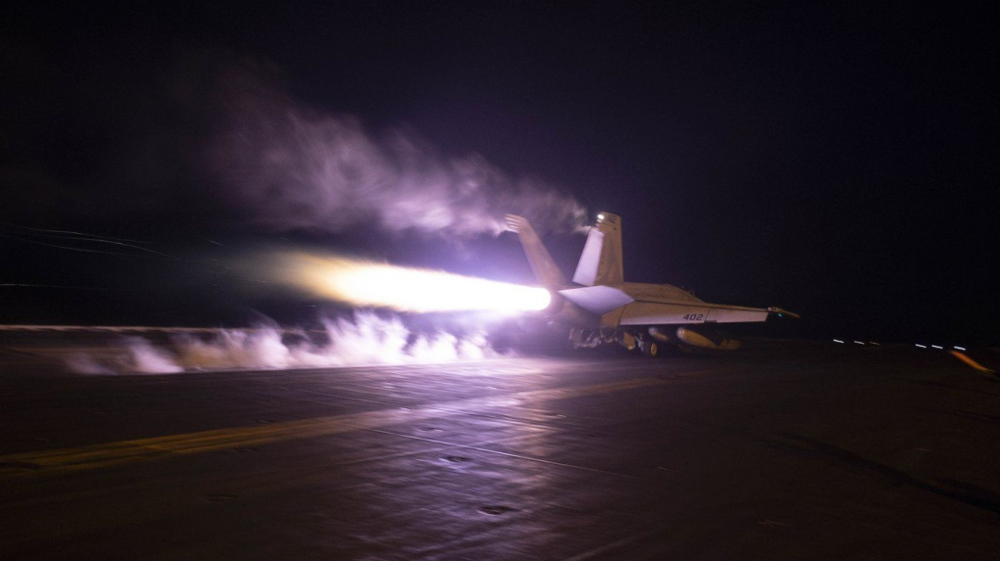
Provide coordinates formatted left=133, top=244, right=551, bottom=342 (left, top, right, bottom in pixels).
left=190, top=56, right=587, bottom=237
left=65, top=312, right=507, bottom=374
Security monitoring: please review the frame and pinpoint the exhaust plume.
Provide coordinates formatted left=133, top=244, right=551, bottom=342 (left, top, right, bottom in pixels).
left=192, top=57, right=587, bottom=237
left=269, top=252, right=550, bottom=313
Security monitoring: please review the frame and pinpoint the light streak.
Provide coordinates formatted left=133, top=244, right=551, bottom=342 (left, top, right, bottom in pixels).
left=0, top=223, right=177, bottom=259
left=949, top=351, right=996, bottom=374
left=275, top=253, right=550, bottom=313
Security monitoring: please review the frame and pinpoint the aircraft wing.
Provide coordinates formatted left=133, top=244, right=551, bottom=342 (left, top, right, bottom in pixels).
left=560, top=286, right=797, bottom=325
left=608, top=300, right=793, bottom=325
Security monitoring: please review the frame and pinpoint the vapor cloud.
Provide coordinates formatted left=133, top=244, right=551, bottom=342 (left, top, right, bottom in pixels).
left=194, top=57, right=587, bottom=237
left=65, top=312, right=505, bottom=374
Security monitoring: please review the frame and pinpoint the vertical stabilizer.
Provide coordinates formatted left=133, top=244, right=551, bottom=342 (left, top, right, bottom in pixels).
left=505, top=215, right=567, bottom=288
left=572, top=212, right=623, bottom=286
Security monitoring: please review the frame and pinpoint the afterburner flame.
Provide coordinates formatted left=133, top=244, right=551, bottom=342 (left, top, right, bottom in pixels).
left=278, top=253, right=550, bottom=313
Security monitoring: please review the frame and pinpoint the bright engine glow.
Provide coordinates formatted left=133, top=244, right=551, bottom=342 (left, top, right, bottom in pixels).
left=277, top=253, right=551, bottom=313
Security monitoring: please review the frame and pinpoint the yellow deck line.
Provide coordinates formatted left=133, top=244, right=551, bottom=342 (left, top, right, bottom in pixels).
left=1, top=376, right=678, bottom=478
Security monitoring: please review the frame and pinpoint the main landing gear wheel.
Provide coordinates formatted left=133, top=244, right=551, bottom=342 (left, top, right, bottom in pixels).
left=642, top=340, right=659, bottom=358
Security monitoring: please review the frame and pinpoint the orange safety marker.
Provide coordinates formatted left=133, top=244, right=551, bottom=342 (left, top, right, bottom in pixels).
left=949, top=350, right=996, bottom=376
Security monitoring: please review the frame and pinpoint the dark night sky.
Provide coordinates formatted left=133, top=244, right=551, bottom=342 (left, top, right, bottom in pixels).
left=2, top=2, right=997, bottom=344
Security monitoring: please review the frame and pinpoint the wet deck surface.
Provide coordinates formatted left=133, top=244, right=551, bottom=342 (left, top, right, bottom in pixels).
left=2, top=341, right=999, bottom=560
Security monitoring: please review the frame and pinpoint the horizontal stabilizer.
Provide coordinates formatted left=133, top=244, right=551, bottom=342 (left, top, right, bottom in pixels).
left=558, top=285, right=635, bottom=315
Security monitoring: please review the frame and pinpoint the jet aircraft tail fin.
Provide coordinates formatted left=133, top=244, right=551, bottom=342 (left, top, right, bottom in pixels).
left=573, top=212, right=624, bottom=287
left=505, top=214, right=567, bottom=288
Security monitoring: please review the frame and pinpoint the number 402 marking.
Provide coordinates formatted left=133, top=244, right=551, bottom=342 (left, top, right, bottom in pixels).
left=682, top=313, right=705, bottom=321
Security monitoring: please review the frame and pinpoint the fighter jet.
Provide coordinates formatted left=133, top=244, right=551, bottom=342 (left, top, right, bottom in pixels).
left=505, top=212, right=797, bottom=356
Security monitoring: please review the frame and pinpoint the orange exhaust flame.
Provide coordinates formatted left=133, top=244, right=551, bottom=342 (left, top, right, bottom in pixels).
left=275, top=253, right=550, bottom=313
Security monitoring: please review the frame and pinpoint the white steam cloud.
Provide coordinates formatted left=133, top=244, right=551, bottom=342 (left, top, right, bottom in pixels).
left=66, top=312, right=506, bottom=374
left=196, top=58, right=587, bottom=237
